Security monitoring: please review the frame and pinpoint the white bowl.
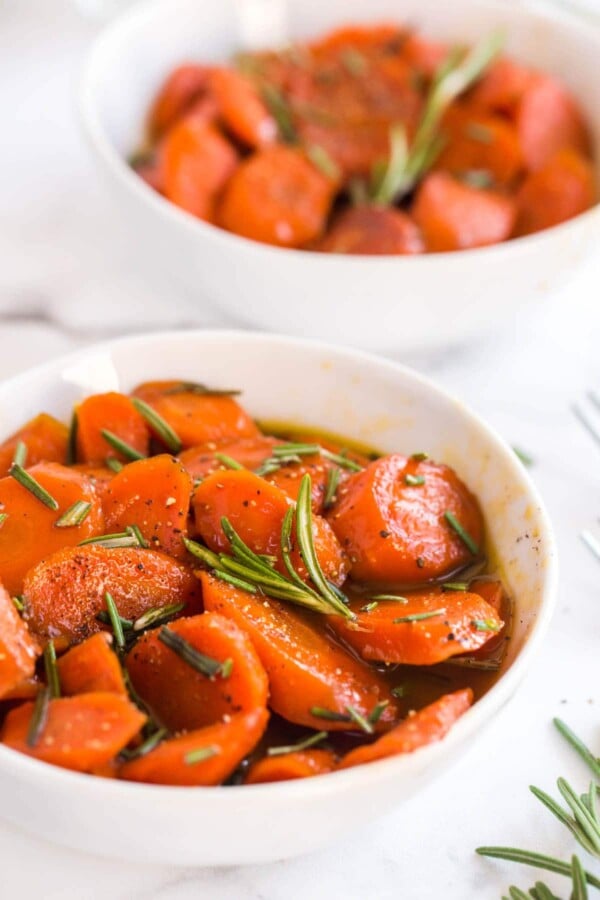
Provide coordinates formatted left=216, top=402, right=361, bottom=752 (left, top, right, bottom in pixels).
left=78, top=0, right=600, bottom=354
left=0, top=330, right=556, bottom=865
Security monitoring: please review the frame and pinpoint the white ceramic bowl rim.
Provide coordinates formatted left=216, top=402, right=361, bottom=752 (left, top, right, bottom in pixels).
left=0, top=330, right=559, bottom=802
left=78, top=0, right=600, bottom=263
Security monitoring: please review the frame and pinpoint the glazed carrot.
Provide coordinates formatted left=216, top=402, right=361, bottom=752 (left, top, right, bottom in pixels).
left=70, top=464, right=115, bottom=507
left=0, top=462, right=104, bottom=595
left=103, top=455, right=192, bottom=558
left=130, top=385, right=260, bottom=448
left=411, top=172, right=516, bottom=251
left=209, top=67, right=277, bottom=147
left=310, top=24, right=406, bottom=56
left=0, top=678, right=41, bottom=702
left=23, top=545, right=202, bottom=643
left=471, top=579, right=504, bottom=614
left=516, top=75, right=591, bottom=171
left=469, top=57, right=534, bottom=116
left=402, top=34, right=449, bottom=79
left=435, top=106, right=524, bottom=187
left=338, top=689, right=473, bottom=769
left=297, top=118, right=399, bottom=181
left=126, top=612, right=268, bottom=731
left=217, top=146, right=334, bottom=247
left=245, top=749, right=336, bottom=784
left=515, top=149, right=596, bottom=236
left=179, top=436, right=281, bottom=481
left=120, top=707, right=269, bottom=786
left=265, top=452, right=338, bottom=511
left=200, top=573, right=397, bottom=730
left=57, top=633, right=126, bottom=696
left=161, top=117, right=239, bottom=220
left=316, top=206, right=424, bottom=255
left=330, top=588, right=503, bottom=666
left=148, top=63, right=209, bottom=138
left=0, top=414, right=68, bottom=478
left=0, top=582, right=39, bottom=698
left=192, top=469, right=349, bottom=586
left=326, top=454, right=483, bottom=586
left=76, top=392, right=149, bottom=465
left=1, top=692, right=146, bottom=772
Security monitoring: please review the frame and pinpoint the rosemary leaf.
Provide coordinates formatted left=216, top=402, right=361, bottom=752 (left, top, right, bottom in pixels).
left=361, top=601, right=379, bottom=613
left=101, top=430, right=146, bottom=462
left=159, top=626, right=223, bottom=678
left=184, top=745, right=220, bottom=765
left=214, top=452, right=244, bottom=471
left=444, top=510, right=479, bottom=554
left=307, top=144, right=341, bottom=181
left=133, top=603, right=185, bottom=632
left=393, top=609, right=445, bottom=624
left=571, top=855, right=589, bottom=900
left=12, top=441, right=27, bottom=467
left=405, top=474, right=425, bottom=486
left=132, top=397, right=182, bottom=453
left=120, top=727, right=168, bottom=762
left=310, top=706, right=351, bottom=723
left=475, top=848, right=600, bottom=889
left=368, top=700, right=389, bottom=725
left=105, top=592, right=125, bottom=651
left=105, top=457, right=124, bottom=473
left=261, top=83, right=296, bottom=143
left=267, top=730, right=328, bottom=757
left=0, top=513, right=7, bottom=528
left=43, top=640, right=60, bottom=699
left=471, top=618, right=500, bottom=632
left=411, top=452, right=429, bottom=461
left=55, top=500, right=92, bottom=528
left=323, top=466, right=341, bottom=510
left=66, top=412, right=78, bottom=465
left=553, top=719, right=600, bottom=780
left=10, top=464, right=59, bottom=510
left=442, top=581, right=469, bottom=591
left=26, top=687, right=50, bottom=748
left=371, top=594, right=408, bottom=603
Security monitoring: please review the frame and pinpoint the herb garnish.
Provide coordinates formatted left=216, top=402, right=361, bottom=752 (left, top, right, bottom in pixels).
left=120, top=727, right=168, bottom=762
left=131, top=397, right=182, bottom=454
left=393, top=609, right=446, bottom=624
left=361, top=601, right=379, bottom=613
left=411, top=452, right=429, bottom=461
left=465, top=122, right=494, bottom=143
left=101, top=430, right=146, bottom=462
left=79, top=525, right=147, bottom=549
left=307, top=144, right=341, bottom=181
left=26, top=687, right=50, bottom=748
left=323, top=466, right=341, bottom=510
left=368, top=701, right=390, bottom=725
left=267, top=730, right=328, bottom=757
left=0, top=513, right=7, bottom=528
left=442, top=581, right=469, bottom=592
left=105, top=457, right=124, bottom=473
left=513, top=446, right=535, bottom=468
left=43, top=639, right=60, bottom=699
left=55, top=500, right=92, bottom=528
left=261, top=83, right=297, bottom=143
left=370, top=594, right=408, bottom=603
left=405, top=474, right=426, bottom=486
left=132, top=603, right=185, bottom=632
left=444, top=510, right=479, bottom=554
left=214, top=452, right=245, bottom=471
left=104, top=592, right=125, bottom=651
left=9, top=464, right=59, bottom=510
left=471, top=618, right=500, bottom=632
left=12, top=441, right=27, bottom=467
left=66, top=412, right=78, bottom=465
left=159, top=626, right=230, bottom=678
left=184, top=745, right=220, bottom=766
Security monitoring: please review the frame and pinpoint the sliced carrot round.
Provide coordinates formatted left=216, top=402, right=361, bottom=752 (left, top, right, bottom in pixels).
left=245, top=748, right=336, bottom=783
left=0, top=414, right=68, bottom=478
left=317, top=206, right=424, bottom=255
left=516, top=75, right=591, bottom=172
left=0, top=581, right=39, bottom=698
left=57, top=633, right=126, bottom=696
left=179, top=436, right=281, bottom=481
left=515, top=148, right=595, bottom=236
left=209, top=67, right=277, bottom=147
left=435, top=105, right=524, bottom=188
left=76, top=392, right=149, bottom=465
left=148, top=63, right=209, bottom=138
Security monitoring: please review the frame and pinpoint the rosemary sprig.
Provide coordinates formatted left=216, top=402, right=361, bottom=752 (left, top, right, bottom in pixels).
left=105, top=457, right=124, bottom=473
left=346, top=705, right=374, bottom=735
left=393, top=609, right=446, bottom=624
left=368, top=700, right=389, bottom=725
left=554, top=718, right=600, bottom=780
left=43, top=640, right=60, bottom=698
left=55, top=500, right=92, bottom=528
left=405, top=474, right=425, bottom=486
left=96, top=609, right=133, bottom=631
left=444, top=511, right=479, bottom=555
left=79, top=525, right=146, bottom=549
left=0, top=513, right=7, bottom=528
left=261, top=84, right=296, bottom=143
left=267, top=730, right=328, bottom=757
left=131, top=397, right=182, bottom=454
left=159, top=626, right=230, bottom=678
left=101, top=430, right=146, bottom=462
left=132, top=603, right=185, bottom=632
left=476, top=848, right=600, bottom=890
left=442, top=581, right=469, bottom=592
left=104, top=592, right=125, bottom=651
left=120, top=727, right=168, bottom=762
left=214, top=453, right=244, bottom=471
left=10, top=464, right=58, bottom=510
left=371, top=594, right=408, bottom=603
left=471, top=618, right=501, bottom=632
left=307, top=144, right=341, bottom=181
left=256, top=444, right=362, bottom=477
left=12, top=441, right=27, bottom=467
left=26, top=687, right=50, bottom=748
left=184, top=745, right=220, bottom=765
left=323, top=466, right=341, bottom=510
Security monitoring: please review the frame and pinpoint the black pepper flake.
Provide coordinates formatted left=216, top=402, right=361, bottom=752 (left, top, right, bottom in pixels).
left=416, top=557, right=425, bottom=568
left=380, top=530, right=391, bottom=539
left=242, top=500, right=249, bottom=507
left=447, top=633, right=455, bottom=641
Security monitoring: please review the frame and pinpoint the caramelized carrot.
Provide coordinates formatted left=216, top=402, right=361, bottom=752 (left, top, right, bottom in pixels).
left=402, top=34, right=449, bottom=80
left=326, top=454, right=483, bottom=586
left=161, top=117, right=239, bottom=220
left=330, top=588, right=503, bottom=666
left=411, top=172, right=516, bottom=251
left=192, top=469, right=349, bottom=586
left=57, top=633, right=126, bottom=696
left=0, top=414, right=68, bottom=478
left=515, top=149, right=596, bottom=236
left=70, top=464, right=115, bottom=507
left=471, top=579, right=504, bottom=614
left=1, top=692, right=146, bottom=772
left=310, top=24, right=406, bottom=56
left=469, top=57, right=534, bottom=116
left=120, top=707, right=269, bottom=786
left=209, top=67, right=277, bottom=147
left=245, top=748, right=336, bottom=783
left=126, top=612, right=268, bottom=731
left=435, top=105, right=524, bottom=187
left=23, top=545, right=202, bottom=643
left=338, top=689, right=473, bottom=769
left=316, top=206, right=424, bottom=255
left=0, top=582, right=39, bottom=698
left=265, top=452, right=338, bottom=511
left=516, top=75, right=591, bottom=171
left=200, top=573, right=397, bottom=730
left=148, top=63, right=209, bottom=138
left=0, top=463, right=104, bottom=595
left=104, top=455, right=192, bottom=558
left=76, top=392, right=149, bottom=465
left=217, top=146, right=334, bottom=247
left=179, top=436, right=280, bottom=481
left=0, top=678, right=41, bottom=702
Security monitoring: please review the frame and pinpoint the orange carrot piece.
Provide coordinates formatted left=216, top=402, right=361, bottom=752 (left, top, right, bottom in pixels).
left=516, top=75, right=591, bottom=172
left=57, top=633, right=126, bottom=696
left=515, top=149, right=596, bottom=236
left=179, top=436, right=281, bottom=481
left=200, top=573, right=397, bottom=730
left=192, top=469, right=349, bottom=586
left=0, top=462, right=104, bottom=595
left=330, top=588, right=503, bottom=666
left=0, top=414, right=68, bottom=478
left=402, top=34, right=449, bottom=79
left=412, top=172, right=516, bottom=251
left=217, top=146, right=334, bottom=247
left=76, top=392, right=149, bottom=465
left=0, top=677, right=41, bottom=702
left=470, top=579, right=504, bottom=614
left=317, top=206, right=424, bottom=255
left=120, top=707, right=269, bottom=786
left=126, top=612, right=268, bottom=731
left=0, top=582, right=39, bottom=698
left=310, top=24, right=406, bottom=56
left=1, top=692, right=146, bottom=772
left=209, top=67, right=277, bottom=147
left=23, top=545, right=202, bottom=643
left=245, top=748, right=336, bottom=784
left=338, top=689, right=473, bottom=769
left=469, top=57, right=534, bottom=116
left=103, top=455, right=192, bottom=558
left=148, top=63, right=209, bottom=138
left=70, top=464, right=115, bottom=507
left=435, top=105, right=524, bottom=187
left=326, top=454, right=483, bottom=587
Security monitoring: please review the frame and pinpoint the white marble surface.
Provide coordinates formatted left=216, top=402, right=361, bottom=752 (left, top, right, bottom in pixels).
left=1, top=2, right=600, bottom=897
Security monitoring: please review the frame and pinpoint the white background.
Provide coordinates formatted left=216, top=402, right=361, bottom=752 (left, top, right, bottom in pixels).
left=1, top=2, right=599, bottom=897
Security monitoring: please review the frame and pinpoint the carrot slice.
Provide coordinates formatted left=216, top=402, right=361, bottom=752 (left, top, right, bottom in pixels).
left=120, top=707, right=269, bottom=786
left=0, top=677, right=41, bottom=702
left=209, top=67, right=277, bottom=147
left=0, top=414, right=68, bottom=478
left=70, top=464, right=115, bottom=506
left=330, top=588, right=503, bottom=666
left=326, top=454, right=483, bottom=587
left=470, top=579, right=504, bottom=614
left=516, top=75, right=591, bottom=171
left=161, top=117, right=239, bottom=220
left=402, top=34, right=449, bottom=80
left=515, top=149, right=596, bottom=236
left=412, top=172, right=516, bottom=251
left=192, top=469, right=349, bottom=586
left=179, top=436, right=280, bottom=481
left=317, top=206, right=424, bottom=255
left=217, top=145, right=334, bottom=247
left=0, top=462, right=104, bottom=595
left=23, top=545, right=202, bottom=643
left=338, top=689, right=473, bottom=769
left=310, top=24, right=407, bottom=56
left=0, top=582, right=39, bottom=698
left=76, top=392, right=149, bottom=465
left=469, top=57, right=534, bottom=116
left=245, top=748, right=336, bottom=784
left=148, top=63, right=209, bottom=138
left=1, top=692, right=146, bottom=772
left=57, top=633, right=126, bottom=696
left=126, top=612, right=268, bottom=731
left=200, top=573, right=397, bottom=730
left=103, top=455, right=192, bottom=558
